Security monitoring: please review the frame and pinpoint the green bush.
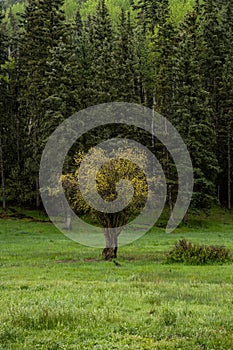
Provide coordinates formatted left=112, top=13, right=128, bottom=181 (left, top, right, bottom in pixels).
left=165, top=239, right=232, bottom=265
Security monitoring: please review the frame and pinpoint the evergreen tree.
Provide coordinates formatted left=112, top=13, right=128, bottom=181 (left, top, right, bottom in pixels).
left=0, top=5, right=8, bottom=211
left=43, top=39, right=79, bottom=132
left=199, top=0, right=233, bottom=208
left=133, top=0, right=163, bottom=33
left=114, top=10, right=138, bottom=103
left=0, top=6, right=19, bottom=209
left=150, top=0, right=178, bottom=213
left=217, top=0, right=233, bottom=208
left=90, top=0, right=117, bottom=104
left=72, top=12, right=94, bottom=110
left=152, top=0, right=177, bottom=120
left=132, top=14, right=154, bottom=106
left=174, top=2, right=219, bottom=209
left=18, top=0, right=68, bottom=207
left=219, top=54, right=233, bottom=209
left=200, top=0, right=225, bottom=127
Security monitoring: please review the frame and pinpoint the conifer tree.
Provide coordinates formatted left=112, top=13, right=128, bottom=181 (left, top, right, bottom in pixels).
left=217, top=0, right=233, bottom=208
left=152, top=0, right=177, bottom=120
left=72, top=12, right=94, bottom=110
left=150, top=0, right=178, bottom=213
left=174, top=2, right=219, bottom=209
left=18, top=0, right=68, bottom=207
left=0, top=6, right=8, bottom=211
left=131, top=14, right=154, bottom=106
left=90, top=0, right=117, bottom=104
left=133, top=0, right=162, bottom=33
left=200, top=0, right=225, bottom=127
left=114, top=10, right=138, bottom=103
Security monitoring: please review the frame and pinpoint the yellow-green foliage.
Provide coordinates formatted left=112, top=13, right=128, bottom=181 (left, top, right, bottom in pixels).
left=5, top=0, right=195, bottom=25
left=61, top=147, right=152, bottom=228
left=170, top=0, right=196, bottom=23
left=80, top=0, right=195, bottom=23
left=80, top=0, right=132, bottom=23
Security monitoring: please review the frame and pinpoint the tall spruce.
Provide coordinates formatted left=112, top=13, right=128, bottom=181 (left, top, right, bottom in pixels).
left=90, top=0, right=117, bottom=104
left=174, top=2, right=219, bottom=209
left=115, top=10, right=138, bottom=103
left=133, top=0, right=163, bottom=33
left=151, top=0, right=178, bottom=215
left=218, top=0, right=233, bottom=208
left=0, top=6, right=8, bottom=211
left=72, top=12, right=94, bottom=110
left=200, top=0, right=225, bottom=127
left=1, top=4, right=24, bottom=207
left=18, top=0, right=67, bottom=207
left=152, top=0, right=177, bottom=120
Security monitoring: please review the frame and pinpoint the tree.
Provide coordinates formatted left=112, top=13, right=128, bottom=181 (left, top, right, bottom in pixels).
left=71, top=11, right=94, bottom=110
left=218, top=0, right=233, bottom=208
left=43, top=36, right=81, bottom=132
left=18, top=0, right=67, bottom=207
left=150, top=0, right=178, bottom=216
left=0, top=5, right=9, bottom=212
left=61, top=147, right=153, bottom=260
left=90, top=0, right=117, bottom=104
left=114, top=10, right=139, bottom=103
left=174, top=1, right=219, bottom=209
left=200, top=0, right=224, bottom=126
left=132, top=0, right=163, bottom=33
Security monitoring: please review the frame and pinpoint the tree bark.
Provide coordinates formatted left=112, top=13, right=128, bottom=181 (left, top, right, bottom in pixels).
left=35, top=176, right=40, bottom=209
left=227, top=128, right=231, bottom=209
left=168, top=184, right=174, bottom=226
left=102, top=227, right=119, bottom=260
left=64, top=210, right=72, bottom=230
left=0, top=131, right=6, bottom=212
left=183, top=212, right=188, bottom=224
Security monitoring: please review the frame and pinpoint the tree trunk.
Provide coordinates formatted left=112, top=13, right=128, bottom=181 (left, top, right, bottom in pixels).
left=227, top=128, right=231, bottom=209
left=35, top=176, right=40, bottom=208
left=0, top=131, right=6, bottom=213
left=168, top=184, right=174, bottom=227
left=183, top=212, right=188, bottom=224
left=102, top=227, right=119, bottom=260
left=64, top=210, right=72, bottom=230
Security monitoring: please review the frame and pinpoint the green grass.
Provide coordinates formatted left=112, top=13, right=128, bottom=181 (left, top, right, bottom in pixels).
left=0, top=210, right=233, bottom=349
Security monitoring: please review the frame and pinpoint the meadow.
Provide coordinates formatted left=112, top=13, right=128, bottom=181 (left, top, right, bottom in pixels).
left=0, top=209, right=233, bottom=349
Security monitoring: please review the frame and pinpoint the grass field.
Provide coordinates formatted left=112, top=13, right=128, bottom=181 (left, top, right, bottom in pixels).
left=0, top=209, right=233, bottom=349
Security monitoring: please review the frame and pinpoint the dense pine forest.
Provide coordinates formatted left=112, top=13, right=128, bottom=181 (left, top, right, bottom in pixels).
left=0, top=0, right=232, bottom=214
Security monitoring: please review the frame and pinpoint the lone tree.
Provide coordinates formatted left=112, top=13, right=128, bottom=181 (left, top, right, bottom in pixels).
left=61, top=145, right=154, bottom=260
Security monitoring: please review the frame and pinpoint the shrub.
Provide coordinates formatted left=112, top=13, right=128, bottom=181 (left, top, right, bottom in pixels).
left=165, top=239, right=232, bottom=265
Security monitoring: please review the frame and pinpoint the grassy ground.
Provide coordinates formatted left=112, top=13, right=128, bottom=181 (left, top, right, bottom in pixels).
left=0, top=208, right=233, bottom=349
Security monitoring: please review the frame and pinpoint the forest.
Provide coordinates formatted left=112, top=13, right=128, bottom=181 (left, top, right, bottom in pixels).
left=0, top=0, right=232, bottom=214
left=0, top=2, right=233, bottom=348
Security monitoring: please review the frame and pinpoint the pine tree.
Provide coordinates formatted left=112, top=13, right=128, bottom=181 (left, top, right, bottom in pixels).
left=133, top=0, right=163, bottom=33
left=18, top=0, right=68, bottom=207
left=72, top=11, right=94, bottom=110
left=43, top=39, right=79, bottom=132
left=150, top=0, right=178, bottom=117
left=90, top=0, right=117, bottom=104
left=0, top=5, right=8, bottom=212
left=150, top=0, right=178, bottom=214
left=200, top=0, right=225, bottom=127
left=114, top=10, right=138, bottom=103
left=174, top=2, right=219, bottom=209
left=131, top=12, right=155, bottom=106
left=199, top=0, right=233, bottom=208
left=217, top=0, right=233, bottom=208
left=219, top=54, right=233, bottom=209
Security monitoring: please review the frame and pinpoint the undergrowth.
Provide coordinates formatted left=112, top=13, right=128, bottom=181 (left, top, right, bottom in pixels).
left=166, top=239, right=232, bottom=265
